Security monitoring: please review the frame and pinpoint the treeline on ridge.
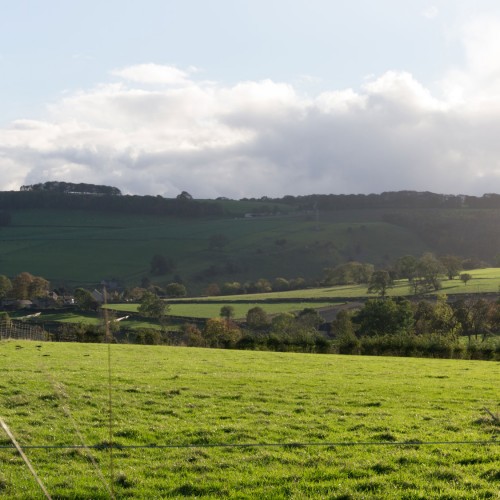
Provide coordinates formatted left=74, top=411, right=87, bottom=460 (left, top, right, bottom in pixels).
left=0, top=189, right=224, bottom=217
left=20, top=181, right=122, bottom=196
left=2, top=184, right=500, bottom=215
left=267, top=191, right=500, bottom=210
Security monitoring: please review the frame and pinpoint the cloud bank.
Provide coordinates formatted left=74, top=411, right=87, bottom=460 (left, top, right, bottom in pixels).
left=2, top=19, right=500, bottom=198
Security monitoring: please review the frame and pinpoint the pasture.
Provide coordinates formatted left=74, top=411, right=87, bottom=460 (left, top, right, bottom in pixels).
left=180, top=267, right=500, bottom=302
left=107, top=301, right=339, bottom=320
left=0, top=341, right=498, bottom=498
left=102, top=268, right=500, bottom=323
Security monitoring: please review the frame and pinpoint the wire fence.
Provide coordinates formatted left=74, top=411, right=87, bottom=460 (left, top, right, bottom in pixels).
left=0, top=320, right=48, bottom=341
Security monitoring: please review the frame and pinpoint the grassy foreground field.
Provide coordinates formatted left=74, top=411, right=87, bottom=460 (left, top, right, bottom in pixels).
left=0, top=341, right=498, bottom=499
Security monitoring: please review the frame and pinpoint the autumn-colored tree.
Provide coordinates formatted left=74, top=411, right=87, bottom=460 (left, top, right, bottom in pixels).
left=11, top=272, right=49, bottom=300
left=203, top=318, right=241, bottom=348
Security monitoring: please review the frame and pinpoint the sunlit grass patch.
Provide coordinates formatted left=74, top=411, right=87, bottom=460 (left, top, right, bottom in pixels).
left=0, top=341, right=498, bottom=498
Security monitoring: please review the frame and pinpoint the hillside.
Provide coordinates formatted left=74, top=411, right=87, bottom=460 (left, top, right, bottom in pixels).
left=0, top=190, right=499, bottom=292
left=0, top=208, right=428, bottom=291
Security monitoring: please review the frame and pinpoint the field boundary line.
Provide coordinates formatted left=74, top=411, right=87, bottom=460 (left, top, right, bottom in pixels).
left=0, top=417, right=52, bottom=500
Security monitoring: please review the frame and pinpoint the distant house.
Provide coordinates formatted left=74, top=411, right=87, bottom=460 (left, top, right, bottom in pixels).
left=91, top=289, right=105, bottom=304
left=15, top=300, right=33, bottom=309
left=62, top=295, right=75, bottom=305
left=0, top=299, right=33, bottom=310
left=31, top=296, right=57, bottom=309
left=100, top=280, right=121, bottom=292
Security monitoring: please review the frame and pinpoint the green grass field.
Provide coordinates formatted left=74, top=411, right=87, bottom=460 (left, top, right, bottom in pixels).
left=0, top=341, right=498, bottom=498
left=98, top=267, right=500, bottom=324
left=107, top=301, right=340, bottom=320
left=184, top=267, right=500, bottom=301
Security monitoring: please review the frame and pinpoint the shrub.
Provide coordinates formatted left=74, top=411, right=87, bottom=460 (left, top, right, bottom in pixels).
left=135, top=329, right=162, bottom=345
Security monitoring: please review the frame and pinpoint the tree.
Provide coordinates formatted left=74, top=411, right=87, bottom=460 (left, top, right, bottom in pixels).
left=331, top=310, right=360, bottom=354
left=176, top=191, right=193, bottom=200
left=289, top=277, right=306, bottom=290
left=21, top=181, right=121, bottom=196
left=460, top=273, right=472, bottom=285
left=270, top=313, right=296, bottom=334
left=246, top=306, right=269, bottom=330
left=394, top=255, right=419, bottom=281
left=138, top=291, right=168, bottom=320
left=367, top=270, right=393, bottom=297
left=355, top=298, right=413, bottom=336
left=220, top=305, right=235, bottom=321
left=203, top=318, right=241, bottom=348
left=135, top=329, right=162, bottom=345
left=11, top=272, right=49, bottom=300
left=204, top=283, right=221, bottom=296
left=0, top=275, right=12, bottom=299
left=273, top=277, right=290, bottom=291
left=74, top=288, right=99, bottom=311
left=250, top=278, right=272, bottom=293
left=11, top=272, right=34, bottom=300
left=413, top=300, right=435, bottom=335
left=165, top=282, right=187, bottom=297
left=182, top=323, right=205, bottom=346
left=416, top=253, right=444, bottom=292
left=0, top=312, right=11, bottom=332
left=29, top=276, right=50, bottom=298
left=124, top=287, right=147, bottom=301
left=469, top=298, right=491, bottom=340
left=431, top=295, right=458, bottom=337
left=297, top=308, right=323, bottom=329
left=453, top=299, right=474, bottom=341
left=439, top=255, right=462, bottom=280
left=323, top=262, right=374, bottom=286
left=221, top=282, right=242, bottom=295
left=489, top=300, right=500, bottom=334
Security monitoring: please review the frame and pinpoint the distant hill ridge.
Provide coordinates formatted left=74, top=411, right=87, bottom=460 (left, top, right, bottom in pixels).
left=6, top=183, right=500, bottom=212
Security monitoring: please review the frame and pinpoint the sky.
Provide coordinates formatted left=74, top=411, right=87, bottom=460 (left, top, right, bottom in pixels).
left=1, top=0, right=500, bottom=198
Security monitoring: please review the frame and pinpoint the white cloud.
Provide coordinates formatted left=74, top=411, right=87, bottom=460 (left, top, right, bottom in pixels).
left=422, top=6, right=439, bottom=20
left=2, top=53, right=500, bottom=198
left=441, top=16, right=500, bottom=106
left=111, top=64, right=190, bottom=85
